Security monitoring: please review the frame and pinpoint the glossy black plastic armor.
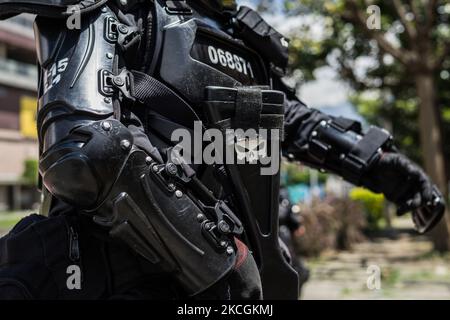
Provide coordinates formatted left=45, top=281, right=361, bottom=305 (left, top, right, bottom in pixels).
left=34, top=2, right=241, bottom=296
left=35, top=6, right=117, bottom=198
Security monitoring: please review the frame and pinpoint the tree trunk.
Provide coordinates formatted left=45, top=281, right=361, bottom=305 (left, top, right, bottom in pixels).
left=415, top=72, right=450, bottom=252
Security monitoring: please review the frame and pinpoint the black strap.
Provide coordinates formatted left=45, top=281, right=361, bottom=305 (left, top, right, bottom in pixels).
left=235, top=87, right=263, bottom=129
left=333, top=117, right=362, bottom=132
left=131, top=71, right=200, bottom=129
left=342, top=126, right=392, bottom=184
left=352, top=127, right=391, bottom=163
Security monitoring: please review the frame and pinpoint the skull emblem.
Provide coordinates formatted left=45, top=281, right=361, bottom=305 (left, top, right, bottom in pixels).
left=235, top=135, right=267, bottom=163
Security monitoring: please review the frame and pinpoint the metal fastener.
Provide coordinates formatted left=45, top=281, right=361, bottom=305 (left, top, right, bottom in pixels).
left=145, top=157, right=152, bottom=165
left=434, top=197, right=441, bottom=206
left=101, top=121, right=111, bottom=131
left=106, top=52, right=114, bottom=59
left=113, top=76, right=124, bottom=87
left=175, top=190, right=183, bottom=198
left=218, top=221, right=231, bottom=234
left=226, top=247, right=234, bottom=255
left=104, top=97, right=112, bottom=104
left=197, top=214, right=206, bottom=222
left=220, top=241, right=228, bottom=248
left=118, top=24, right=129, bottom=34
left=165, top=163, right=178, bottom=176
left=120, top=139, right=131, bottom=150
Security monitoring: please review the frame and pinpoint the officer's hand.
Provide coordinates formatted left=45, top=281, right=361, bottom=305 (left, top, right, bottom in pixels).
left=362, top=152, right=445, bottom=233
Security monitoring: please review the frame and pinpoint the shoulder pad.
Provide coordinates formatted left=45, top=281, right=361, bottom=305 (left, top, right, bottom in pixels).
left=0, top=0, right=108, bottom=20
left=234, top=6, right=290, bottom=76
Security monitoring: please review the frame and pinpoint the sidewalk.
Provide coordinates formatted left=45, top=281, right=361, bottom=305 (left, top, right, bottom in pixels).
left=302, top=223, right=450, bottom=299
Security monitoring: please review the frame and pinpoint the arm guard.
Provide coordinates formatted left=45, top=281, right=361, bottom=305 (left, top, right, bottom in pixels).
left=36, top=4, right=143, bottom=207
left=280, top=81, right=393, bottom=186
left=307, top=117, right=393, bottom=185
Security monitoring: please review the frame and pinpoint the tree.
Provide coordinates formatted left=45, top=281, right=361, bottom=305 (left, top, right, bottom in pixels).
left=258, top=0, right=450, bottom=250
left=22, top=158, right=38, bottom=186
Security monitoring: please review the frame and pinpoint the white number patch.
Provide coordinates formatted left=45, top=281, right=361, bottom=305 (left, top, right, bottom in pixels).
left=43, top=57, right=69, bottom=94
left=207, top=46, right=255, bottom=79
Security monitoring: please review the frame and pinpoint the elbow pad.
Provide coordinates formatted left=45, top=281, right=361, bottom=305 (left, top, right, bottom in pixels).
left=307, top=117, right=393, bottom=185
left=39, top=120, right=133, bottom=209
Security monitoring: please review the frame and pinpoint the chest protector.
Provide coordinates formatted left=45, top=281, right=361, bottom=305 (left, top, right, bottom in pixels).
left=142, top=1, right=298, bottom=299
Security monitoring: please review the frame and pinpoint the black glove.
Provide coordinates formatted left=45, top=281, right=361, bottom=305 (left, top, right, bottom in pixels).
left=361, top=152, right=445, bottom=234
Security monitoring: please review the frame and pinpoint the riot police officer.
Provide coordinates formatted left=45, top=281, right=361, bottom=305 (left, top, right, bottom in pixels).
left=0, top=0, right=445, bottom=300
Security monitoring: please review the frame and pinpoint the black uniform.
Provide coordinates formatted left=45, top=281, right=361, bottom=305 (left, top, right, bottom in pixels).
left=0, top=0, right=445, bottom=300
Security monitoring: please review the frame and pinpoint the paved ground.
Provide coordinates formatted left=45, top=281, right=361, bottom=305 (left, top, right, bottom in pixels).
left=301, top=221, right=450, bottom=300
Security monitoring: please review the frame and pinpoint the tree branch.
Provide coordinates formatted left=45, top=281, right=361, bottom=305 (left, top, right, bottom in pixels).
left=424, top=0, right=438, bottom=32
left=392, top=0, right=418, bottom=40
left=434, top=41, right=450, bottom=70
left=344, top=0, right=415, bottom=67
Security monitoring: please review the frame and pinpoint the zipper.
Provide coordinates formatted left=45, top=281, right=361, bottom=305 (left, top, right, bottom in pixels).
left=69, top=226, right=80, bottom=262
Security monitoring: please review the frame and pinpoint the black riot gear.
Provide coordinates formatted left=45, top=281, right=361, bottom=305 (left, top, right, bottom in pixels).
left=194, top=0, right=238, bottom=13
left=0, top=0, right=445, bottom=300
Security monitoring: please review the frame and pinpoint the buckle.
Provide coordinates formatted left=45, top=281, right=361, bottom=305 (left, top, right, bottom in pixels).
left=99, top=69, right=135, bottom=102
left=105, top=17, right=141, bottom=51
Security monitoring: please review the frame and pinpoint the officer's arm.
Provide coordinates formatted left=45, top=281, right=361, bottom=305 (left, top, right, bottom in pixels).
left=276, top=78, right=444, bottom=233
left=36, top=4, right=156, bottom=210
left=275, top=78, right=390, bottom=186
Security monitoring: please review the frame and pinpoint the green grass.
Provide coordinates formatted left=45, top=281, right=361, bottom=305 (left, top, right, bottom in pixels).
left=0, top=211, right=28, bottom=231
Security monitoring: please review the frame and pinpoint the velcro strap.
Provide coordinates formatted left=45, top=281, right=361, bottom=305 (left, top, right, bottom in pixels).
left=342, top=126, right=392, bottom=184
left=333, top=117, right=362, bottom=132
left=131, top=71, right=200, bottom=129
left=235, top=87, right=263, bottom=129
left=352, top=127, right=391, bottom=163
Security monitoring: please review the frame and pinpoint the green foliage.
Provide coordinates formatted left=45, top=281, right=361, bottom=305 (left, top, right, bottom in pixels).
left=22, top=158, right=38, bottom=186
left=283, top=162, right=328, bottom=185
left=256, top=0, right=450, bottom=166
left=349, top=187, right=385, bottom=230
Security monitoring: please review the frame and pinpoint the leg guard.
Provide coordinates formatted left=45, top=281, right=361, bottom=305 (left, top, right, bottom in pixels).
left=55, top=118, right=242, bottom=296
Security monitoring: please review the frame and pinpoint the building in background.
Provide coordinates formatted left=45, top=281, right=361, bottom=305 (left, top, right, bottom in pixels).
left=0, top=15, right=39, bottom=211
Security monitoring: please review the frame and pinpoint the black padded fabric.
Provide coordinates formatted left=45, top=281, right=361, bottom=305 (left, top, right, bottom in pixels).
left=0, top=212, right=182, bottom=299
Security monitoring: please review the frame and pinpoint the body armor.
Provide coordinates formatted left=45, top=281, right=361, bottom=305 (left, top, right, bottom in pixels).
left=135, top=1, right=298, bottom=298
left=0, top=0, right=444, bottom=300
left=24, top=0, right=298, bottom=298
